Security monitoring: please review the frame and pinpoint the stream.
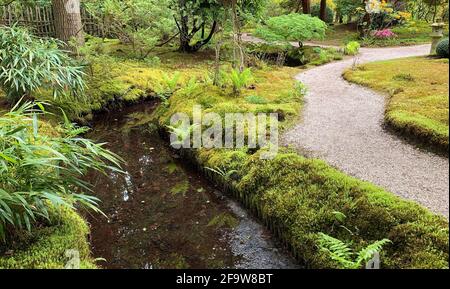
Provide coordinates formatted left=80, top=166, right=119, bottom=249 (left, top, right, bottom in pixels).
left=84, top=101, right=298, bottom=269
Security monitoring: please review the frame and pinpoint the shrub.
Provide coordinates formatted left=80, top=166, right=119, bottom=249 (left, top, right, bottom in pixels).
left=436, top=38, right=449, bottom=58
left=0, top=25, right=86, bottom=104
left=0, top=102, right=122, bottom=242
left=255, top=14, right=327, bottom=44
left=344, top=41, right=361, bottom=56
left=372, top=29, right=397, bottom=39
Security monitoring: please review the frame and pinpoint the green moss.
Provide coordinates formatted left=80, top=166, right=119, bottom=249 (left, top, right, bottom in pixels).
left=0, top=208, right=96, bottom=269
left=344, top=57, right=449, bottom=152
left=192, top=149, right=449, bottom=269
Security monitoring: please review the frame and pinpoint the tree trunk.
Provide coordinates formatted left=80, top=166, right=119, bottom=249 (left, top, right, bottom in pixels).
left=52, top=0, right=84, bottom=47
left=302, top=0, right=311, bottom=14
left=176, top=0, right=217, bottom=53
left=319, top=0, right=327, bottom=21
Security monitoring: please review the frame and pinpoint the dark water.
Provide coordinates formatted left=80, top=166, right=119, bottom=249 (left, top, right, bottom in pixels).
left=85, top=101, right=297, bottom=269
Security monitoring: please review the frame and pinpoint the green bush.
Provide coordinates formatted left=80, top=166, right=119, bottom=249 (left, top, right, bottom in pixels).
left=344, top=41, right=361, bottom=55
left=255, top=14, right=327, bottom=44
left=0, top=101, right=122, bottom=242
left=311, top=4, right=334, bottom=24
left=436, top=38, right=449, bottom=58
left=0, top=25, right=85, bottom=104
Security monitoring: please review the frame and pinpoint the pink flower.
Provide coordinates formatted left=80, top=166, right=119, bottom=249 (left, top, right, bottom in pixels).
left=373, top=29, right=397, bottom=39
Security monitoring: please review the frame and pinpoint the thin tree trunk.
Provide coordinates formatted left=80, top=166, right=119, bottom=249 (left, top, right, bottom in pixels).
left=319, top=0, right=327, bottom=21
left=302, top=0, right=311, bottom=14
left=231, top=0, right=244, bottom=71
left=52, top=0, right=84, bottom=47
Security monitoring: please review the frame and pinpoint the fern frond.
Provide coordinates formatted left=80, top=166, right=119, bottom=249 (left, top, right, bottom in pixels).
left=355, top=239, right=392, bottom=266
left=317, top=233, right=354, bottom=262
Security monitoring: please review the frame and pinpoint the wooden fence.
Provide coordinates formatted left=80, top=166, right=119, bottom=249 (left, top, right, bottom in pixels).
left=0, top=5, right=103, bottom=38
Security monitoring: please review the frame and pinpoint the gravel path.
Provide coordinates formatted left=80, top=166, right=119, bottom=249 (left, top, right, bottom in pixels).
left=283, top=44, right=450, bottom=218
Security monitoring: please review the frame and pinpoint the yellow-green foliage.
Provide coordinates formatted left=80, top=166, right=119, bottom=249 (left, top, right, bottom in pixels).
left=0, top=208, right=96, bottom=269
left=344, top=57, right=449, bottom=152
left=157, top=66, right=301, bottom=130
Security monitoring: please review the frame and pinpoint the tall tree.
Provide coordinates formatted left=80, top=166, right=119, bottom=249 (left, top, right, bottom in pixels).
left=174, top=0, right=220, bottom=53
left=52, top=0, right=84, bottom=46
left=319, top=0, right=327, bottom=21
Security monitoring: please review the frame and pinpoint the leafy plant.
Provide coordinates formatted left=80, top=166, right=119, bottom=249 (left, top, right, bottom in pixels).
left=205, top=167, right=238, bottom=182
left=228, top=68, right=253, bottom=96
left=166, top=122, right=198, bottom=146
left=255, top=14, right=327, bottom=46
left=0, top=101, right=123, bottom=242
left=344, top=41, right=361, bottom=56
left=373, top=29, right=397, bottom=39
left=178, top=76, right=200, bottom=96
left=317, top=233, right=392, bottom=269
left=161, top=72, right=181, bottom=95
left=84, top=0, right=174, bottom=59
left=295, top=81, right=308, bottom=96
left=0, top=25, right=86, bottom=104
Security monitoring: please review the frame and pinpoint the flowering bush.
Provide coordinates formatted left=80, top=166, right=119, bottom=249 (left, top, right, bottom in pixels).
left=373, top=29, right=397, bottom=39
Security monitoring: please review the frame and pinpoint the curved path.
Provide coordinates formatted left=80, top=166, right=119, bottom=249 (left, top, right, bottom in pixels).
left=283, top=44, right=450, bottom=218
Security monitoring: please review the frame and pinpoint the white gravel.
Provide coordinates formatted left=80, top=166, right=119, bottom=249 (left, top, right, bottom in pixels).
left=283, top=44, right=450, bottom=218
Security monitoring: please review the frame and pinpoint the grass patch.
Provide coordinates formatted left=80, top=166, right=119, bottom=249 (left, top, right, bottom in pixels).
left=344, top=56, right=449, bottom=152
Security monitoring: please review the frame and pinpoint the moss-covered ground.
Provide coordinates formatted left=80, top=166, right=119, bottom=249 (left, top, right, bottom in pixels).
left=344, top=56, right=449, bottom=152
left=0, top=208, right=96, bottom=269
left=1, top=38, right=448, bottom=269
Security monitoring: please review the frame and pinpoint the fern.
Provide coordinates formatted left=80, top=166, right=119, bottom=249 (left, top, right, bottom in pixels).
left=355, top=239, right=392, bottom=267
left=154, top=72, right=182, bottom=105
left=228, top=68, right=253, bottom=96
left=317, top=233, right=391, bottom=269
left=179, top=76, right=200, bottom=96
left=166, top=123, right=198, bottom=146
left=205, top=166, right=238, bottom=181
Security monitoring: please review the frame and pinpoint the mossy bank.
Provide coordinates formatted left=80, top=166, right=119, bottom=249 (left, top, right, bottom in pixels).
left=344, top=56, right=449, bottom=154
left=0, top=208, right=96, bottom=269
